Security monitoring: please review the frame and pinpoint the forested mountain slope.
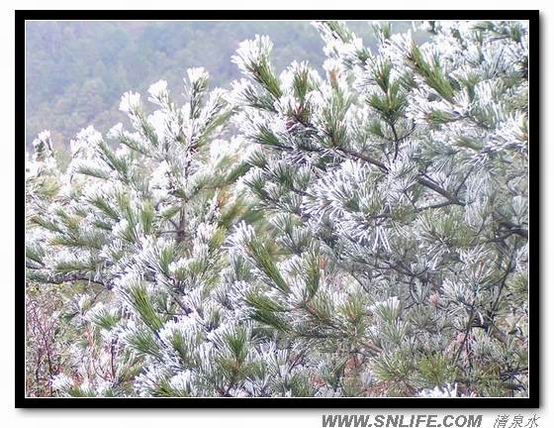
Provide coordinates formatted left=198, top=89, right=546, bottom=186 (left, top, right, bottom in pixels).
left=27, top=20, right=398, bottom=147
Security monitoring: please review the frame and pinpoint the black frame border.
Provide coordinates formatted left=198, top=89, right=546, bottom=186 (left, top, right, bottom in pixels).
left=15, top=9, right=540, bottom=409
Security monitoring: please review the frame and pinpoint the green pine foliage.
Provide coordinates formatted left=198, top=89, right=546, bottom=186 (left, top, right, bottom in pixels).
left=26, top=20, right=529, bottom=398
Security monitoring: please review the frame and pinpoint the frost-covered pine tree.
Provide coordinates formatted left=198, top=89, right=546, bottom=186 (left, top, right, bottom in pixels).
left=27, top=68, right=267, bottom=397
left=228, top=20, right=529, bottom=397
left=26, top=20, right=529, bottom=398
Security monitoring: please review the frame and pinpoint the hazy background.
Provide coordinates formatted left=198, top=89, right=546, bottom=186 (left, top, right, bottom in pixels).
left=25, top=21, right=413, bottom=149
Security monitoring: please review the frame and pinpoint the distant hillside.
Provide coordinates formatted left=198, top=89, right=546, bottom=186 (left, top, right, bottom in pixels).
left=25, top=20, right=412, bottom=149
